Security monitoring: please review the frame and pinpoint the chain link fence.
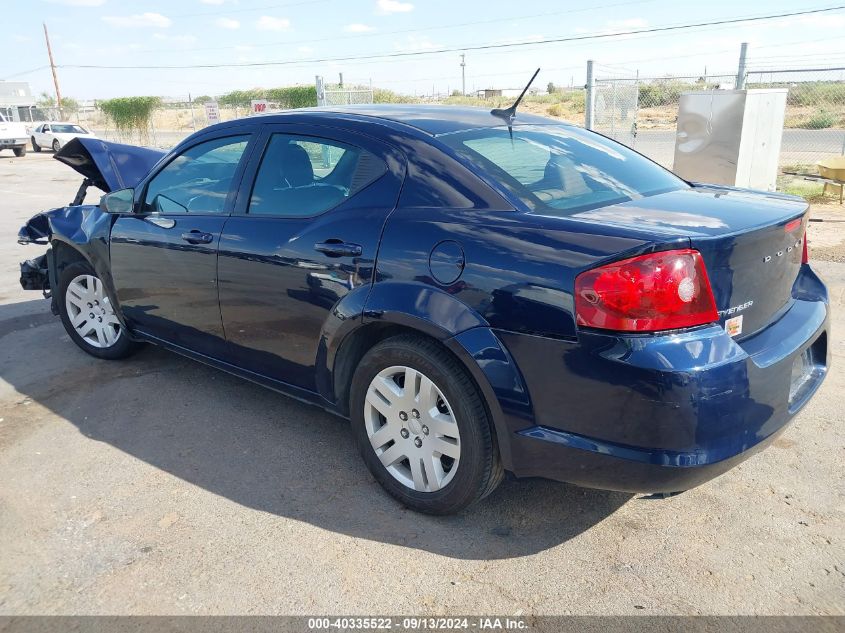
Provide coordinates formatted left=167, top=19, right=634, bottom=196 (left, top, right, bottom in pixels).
left=589, top=66, right=845, bottom=172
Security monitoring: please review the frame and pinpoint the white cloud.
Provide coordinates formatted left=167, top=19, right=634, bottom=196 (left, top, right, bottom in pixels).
left=344, top=23, right=375, bottom=33
left=102, top=12, right=172, bottom=28
left=799, top=14, right=845, bottom=28
left=377, top=0, right=413, bottom=14
left=298, top=46, right=314, bottom=53
left=607, top=18, right=648, bottom=30
left=394, top=34, right=435, bottom=52
left=256, top=16, right=291, bottom=31
left=45, top=0, right=107, bottom=6
left=152, top=33, right=198, bottom=44
left=216, top=17, right=240, bottom=29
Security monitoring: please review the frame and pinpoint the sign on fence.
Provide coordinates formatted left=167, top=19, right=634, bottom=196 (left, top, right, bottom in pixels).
left=204, top=101, right=220, bottom=124
left=251, top=100, right=268, bottom=115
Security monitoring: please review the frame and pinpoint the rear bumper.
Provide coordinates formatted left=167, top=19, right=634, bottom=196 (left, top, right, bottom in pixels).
left=0, top=139, right=27, bottom=149
left=497, top=265, right=830, bottom=493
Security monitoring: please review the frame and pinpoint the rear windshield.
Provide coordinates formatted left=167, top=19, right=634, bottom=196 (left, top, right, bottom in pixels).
left=439, top=124, right=686, bottom=214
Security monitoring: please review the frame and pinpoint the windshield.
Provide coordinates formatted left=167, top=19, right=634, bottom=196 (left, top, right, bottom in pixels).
left=52, top=124, right=88, bottom=134
left=439, top=124, right=687, bottom=215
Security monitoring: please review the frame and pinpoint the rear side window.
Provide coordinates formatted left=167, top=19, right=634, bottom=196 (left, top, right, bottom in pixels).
left=248, top=133, right=386, bottom=217
left=440, top=125, right=686, bottom=214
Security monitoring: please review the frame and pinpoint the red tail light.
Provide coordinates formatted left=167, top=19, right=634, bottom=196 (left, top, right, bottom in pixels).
left=575, top=249, right=719, bottom=332
left=802, top=232, right=809, bottom=264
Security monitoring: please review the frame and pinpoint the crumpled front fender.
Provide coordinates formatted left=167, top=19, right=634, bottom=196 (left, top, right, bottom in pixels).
left=17, top=205, right=123, bottom=325
left=18, top=204, right=112, bottom=252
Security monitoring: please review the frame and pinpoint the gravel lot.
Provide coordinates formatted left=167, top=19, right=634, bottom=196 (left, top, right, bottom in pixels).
left=0, top=151, right=843, bottom=616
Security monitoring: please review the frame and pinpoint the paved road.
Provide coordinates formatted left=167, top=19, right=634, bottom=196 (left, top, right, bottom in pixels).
left=0, top=152, right=843, bottom=615
left=617, top=129, right=845, bottom=168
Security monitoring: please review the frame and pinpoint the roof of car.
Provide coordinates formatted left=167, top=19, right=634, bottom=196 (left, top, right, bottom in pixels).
left=261, top=104, right=563, bottom=136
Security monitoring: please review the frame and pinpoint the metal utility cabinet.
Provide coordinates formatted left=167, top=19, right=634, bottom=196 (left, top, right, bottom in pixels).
left=673, top=89, right=788, bottom=191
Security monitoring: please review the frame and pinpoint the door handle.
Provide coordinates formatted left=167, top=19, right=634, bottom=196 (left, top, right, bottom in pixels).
left=181, top=230, right=214, bottom=245
left=314, top=240, right=363, bottom=258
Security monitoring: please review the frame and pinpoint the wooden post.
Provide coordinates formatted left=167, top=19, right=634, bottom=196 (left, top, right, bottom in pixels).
left=43, top=22, right=63, bottom=119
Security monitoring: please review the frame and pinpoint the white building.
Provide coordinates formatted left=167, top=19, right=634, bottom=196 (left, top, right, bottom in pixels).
left=0, top=81, right=45, bottom=122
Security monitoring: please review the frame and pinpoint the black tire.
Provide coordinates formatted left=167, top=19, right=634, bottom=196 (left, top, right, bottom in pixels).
left=13, top=145, right=26, bottom=157
left=350, top=334, right=504, bottom=515
left=57, top=261, right=139, bottom=360
left=31, top=137, right=41, bottom=152
left=52, top=139, right=60, bottom=152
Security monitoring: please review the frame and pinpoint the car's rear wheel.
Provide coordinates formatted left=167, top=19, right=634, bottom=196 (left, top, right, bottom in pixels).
left=350, top=334, right=503, bottom=514
left=52, top=139, right=60, bottom=152
left=57, top=262, right=138, bottom=360
left=31, top=137, right=41, bottom=152
left=13, top=146, right=26, bottom=157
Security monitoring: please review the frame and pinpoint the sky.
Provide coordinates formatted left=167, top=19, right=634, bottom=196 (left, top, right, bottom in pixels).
left=3, top=0, right=845, bottom=101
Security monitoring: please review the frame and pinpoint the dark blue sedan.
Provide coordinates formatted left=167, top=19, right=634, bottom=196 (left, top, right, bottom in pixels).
left=18, top=105, right=829, bottom=514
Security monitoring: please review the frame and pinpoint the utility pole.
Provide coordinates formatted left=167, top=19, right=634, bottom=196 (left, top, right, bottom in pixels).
left=736, top=42, right=748, bottom=90
left=460, top=53, right=466, bottom=96
left=43, top=22, right=63, bottom=118
left=339, top=72, right=343, bottom=88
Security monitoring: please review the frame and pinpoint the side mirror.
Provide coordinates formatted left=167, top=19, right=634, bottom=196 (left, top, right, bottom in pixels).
left=100, top=188, right=135, bottom=214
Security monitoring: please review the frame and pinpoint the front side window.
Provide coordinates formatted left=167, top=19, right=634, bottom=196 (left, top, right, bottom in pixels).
left=144, top=135, right=249, bottom=214
left=248, top=134, right=386, bottom=217
left=439, top=125, right=686, bottom=215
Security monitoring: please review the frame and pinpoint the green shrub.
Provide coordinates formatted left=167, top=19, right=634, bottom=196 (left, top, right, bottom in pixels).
left=800, top=111, right=838, bottom=129
left=98, top=97, right=162, bottom=140
left=266, top=86, right=317, bottom=109
left=638, top=81, right=690, bottom=108
left=373, top=88, right=416, bottom=104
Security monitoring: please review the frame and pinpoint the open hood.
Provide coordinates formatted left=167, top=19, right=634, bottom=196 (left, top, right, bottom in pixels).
left=54, top=137, right=166, bottom=193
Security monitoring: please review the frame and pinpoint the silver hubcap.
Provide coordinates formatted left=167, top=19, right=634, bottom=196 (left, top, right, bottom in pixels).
left=64, top=274, right=122, bottom=348
left=364, top=365, right=461, bottom=492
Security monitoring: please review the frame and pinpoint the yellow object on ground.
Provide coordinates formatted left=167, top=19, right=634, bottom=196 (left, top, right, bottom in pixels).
left=817, top=158, right=845, bottom=204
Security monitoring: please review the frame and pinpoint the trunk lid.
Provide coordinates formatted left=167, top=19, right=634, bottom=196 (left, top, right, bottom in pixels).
left=571, top=185, right=808, bottom=338
left=54, top=136, right=165, bottom=193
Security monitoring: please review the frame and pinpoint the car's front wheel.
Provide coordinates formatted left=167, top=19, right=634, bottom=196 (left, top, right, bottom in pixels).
left=350, top=334, right=503, bottom=514
left=31, top=137, right=41, bottom=152
left=57, top=261, right=138, bottom=360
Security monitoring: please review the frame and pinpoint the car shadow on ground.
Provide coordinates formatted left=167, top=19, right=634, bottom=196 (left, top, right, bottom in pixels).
left=0, top=300, right=631, bottom=560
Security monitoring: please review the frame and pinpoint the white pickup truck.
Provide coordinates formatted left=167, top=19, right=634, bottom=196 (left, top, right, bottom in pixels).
left=0, top=111, right=29, bottom=157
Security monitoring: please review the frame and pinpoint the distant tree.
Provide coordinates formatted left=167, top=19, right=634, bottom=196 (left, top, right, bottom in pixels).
left=36, top=92, right=79, bottom=115
left=451, top=89, right=462, bottom=97
left=37, top=91, right=55, bottom=107
left=193, top=95, right=213, bottom=104
left=547, top=81, right=556, bottom=94
left=60, top=97, right=79, bottom=113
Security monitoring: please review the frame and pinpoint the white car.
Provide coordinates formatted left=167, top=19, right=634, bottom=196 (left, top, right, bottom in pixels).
left=0, top=111, right=29, bottom=157
left=30, top=122, right=96, bottom=153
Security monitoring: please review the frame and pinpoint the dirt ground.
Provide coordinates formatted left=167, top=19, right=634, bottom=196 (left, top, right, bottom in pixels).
left=809, top=202, right=845, bottom=263
left=0, top=151, right=843, bottom=616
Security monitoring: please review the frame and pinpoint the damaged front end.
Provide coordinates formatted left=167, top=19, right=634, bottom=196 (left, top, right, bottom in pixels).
left=20, top=253, right=51, bottom=295
left=17, top=136, right=165, bottom=307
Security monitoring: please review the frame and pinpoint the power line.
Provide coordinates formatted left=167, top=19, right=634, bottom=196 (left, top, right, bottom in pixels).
left=1, top=65, right=49, bottom=80
left=58, top=4, right=845, bottom=70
